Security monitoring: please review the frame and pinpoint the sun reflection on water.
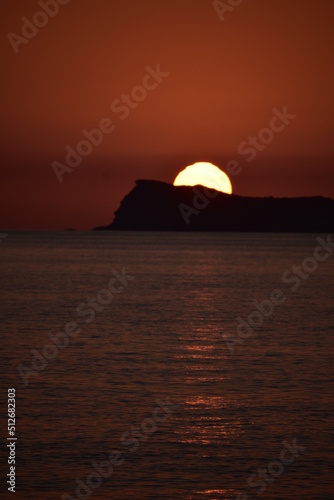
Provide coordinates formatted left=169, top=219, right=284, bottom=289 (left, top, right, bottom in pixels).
left=173, top=396, right=244, bottom=445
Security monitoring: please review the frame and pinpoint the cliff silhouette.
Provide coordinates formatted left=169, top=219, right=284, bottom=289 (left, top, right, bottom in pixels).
left=94, top=180, right=334, bottom=232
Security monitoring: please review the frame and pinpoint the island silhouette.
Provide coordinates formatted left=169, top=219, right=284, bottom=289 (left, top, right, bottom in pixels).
left=94, top=180, right=334, bottom=232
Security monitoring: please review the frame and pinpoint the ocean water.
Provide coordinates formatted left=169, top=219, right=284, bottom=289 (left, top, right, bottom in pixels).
left=1, top=231, right=333, bottom=499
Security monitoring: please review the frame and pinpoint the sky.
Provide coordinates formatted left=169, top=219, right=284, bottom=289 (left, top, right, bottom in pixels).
left=1, top=0, right=334, bottom=229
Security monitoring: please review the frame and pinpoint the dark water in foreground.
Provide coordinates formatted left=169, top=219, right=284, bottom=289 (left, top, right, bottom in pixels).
left=1, top=232, right=333, bottom=499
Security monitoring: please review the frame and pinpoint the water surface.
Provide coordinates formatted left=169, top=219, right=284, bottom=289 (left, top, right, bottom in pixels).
left=1, top=232, right=333, bottom=499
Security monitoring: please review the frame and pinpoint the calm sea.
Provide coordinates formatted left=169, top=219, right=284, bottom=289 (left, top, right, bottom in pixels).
left=1, top=232, right=333, bottom=499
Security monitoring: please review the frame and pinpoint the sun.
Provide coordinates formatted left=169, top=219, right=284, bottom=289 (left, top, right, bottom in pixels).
left=173, top=162, right=232, bottom=194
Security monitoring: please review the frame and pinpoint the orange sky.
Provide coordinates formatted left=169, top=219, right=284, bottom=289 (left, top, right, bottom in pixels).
left=1, top=0, right=334, bottom=229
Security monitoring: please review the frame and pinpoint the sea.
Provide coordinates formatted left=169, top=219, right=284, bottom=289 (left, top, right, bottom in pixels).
left=1, top=231, right=333, bottom=499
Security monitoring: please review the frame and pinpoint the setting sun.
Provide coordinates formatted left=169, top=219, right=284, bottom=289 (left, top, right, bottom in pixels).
left=173, top=162, right=232, bottom=194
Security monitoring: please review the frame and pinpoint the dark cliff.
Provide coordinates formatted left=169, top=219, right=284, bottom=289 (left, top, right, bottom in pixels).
left=94, top=180, right=334, bottom=232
